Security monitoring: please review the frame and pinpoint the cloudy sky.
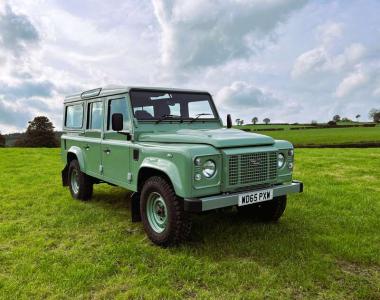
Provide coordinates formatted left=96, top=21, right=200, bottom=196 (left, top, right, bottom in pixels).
left=0, top=0, right=379, bottom=133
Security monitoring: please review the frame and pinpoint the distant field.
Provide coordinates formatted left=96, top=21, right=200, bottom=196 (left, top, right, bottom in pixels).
left=0, top=148, right=379, bottom=298
left=236, top=125, right=380, bottom=146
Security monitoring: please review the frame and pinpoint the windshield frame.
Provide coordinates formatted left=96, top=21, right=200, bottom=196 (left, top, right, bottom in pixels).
left=129, top=88, right=220, bottom=122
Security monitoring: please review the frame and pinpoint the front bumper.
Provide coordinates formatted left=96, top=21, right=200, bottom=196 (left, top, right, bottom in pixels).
left=184, top=180, right=303, bottom=212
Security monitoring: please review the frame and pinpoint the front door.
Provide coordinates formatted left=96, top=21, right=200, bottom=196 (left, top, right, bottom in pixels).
left=101, top=95, right=132, bottom=186
left=84, top=100, right=103, bottom=177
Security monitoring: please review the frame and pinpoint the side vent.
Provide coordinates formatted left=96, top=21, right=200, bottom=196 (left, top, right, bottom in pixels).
left=133, top=149, right=139, bottom=161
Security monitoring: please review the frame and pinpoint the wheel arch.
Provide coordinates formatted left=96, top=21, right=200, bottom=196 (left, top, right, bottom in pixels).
left=62, top=146, right=85, bottom=186
left=137, top=160, right=186, bottom=198
left=66, top=146, right=85, bottom=171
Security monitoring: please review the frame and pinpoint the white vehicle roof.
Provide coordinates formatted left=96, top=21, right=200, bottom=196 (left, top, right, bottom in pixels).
left=64, top=86, right=210, bottom=103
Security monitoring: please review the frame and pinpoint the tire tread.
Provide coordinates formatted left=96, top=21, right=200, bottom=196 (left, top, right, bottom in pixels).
left=140, top=176, right=191, bottom=246
left=68, top=160, right=93, bottom=201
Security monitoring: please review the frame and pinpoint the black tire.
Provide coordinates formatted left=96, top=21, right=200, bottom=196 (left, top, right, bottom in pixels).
left=68, top=159, right=93, bottom=201
left=237, top=195, right=287, bottom=222
left=140, top=176, right=192, bottom=246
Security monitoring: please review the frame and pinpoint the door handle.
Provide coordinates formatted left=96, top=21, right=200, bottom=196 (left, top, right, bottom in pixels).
left=84, top=145, right=90, bottom=150
left=104, top=149, right=111, bottom=155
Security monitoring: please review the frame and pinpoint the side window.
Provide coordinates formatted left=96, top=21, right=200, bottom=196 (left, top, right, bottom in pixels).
left=87, top=102, right=103, bottom=130
left=65, top=104, right=83, bottom=128
left=108, top=98, right=130, bottom=130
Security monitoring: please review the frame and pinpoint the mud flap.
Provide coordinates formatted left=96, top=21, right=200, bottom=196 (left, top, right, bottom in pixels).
left=62, top=165, right=69, bottom=186
left=131, top=192, right=141, bottom=222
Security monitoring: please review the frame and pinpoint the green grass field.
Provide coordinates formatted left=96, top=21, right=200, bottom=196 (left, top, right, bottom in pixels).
left=1, top=148, right=379, bottom=299
left=236, top=126, right=380, bottom=146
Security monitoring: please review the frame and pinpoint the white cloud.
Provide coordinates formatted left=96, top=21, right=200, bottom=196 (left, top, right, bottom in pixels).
left=0, top=4, right=39, bottom=56
left=152, top=0, right=307, bottom=70
left=217, top=81, right=280, bottom=108
left=343, top=43, right=366, bottom=62
left=316, top=22, right=343, bottom=46
left=0, top=0, right=160, bottom=132
left=335, top=69, right=368, bottom=98
left=214, top=81, right=304, bottom=125
left=291, top=47, right=328, bottom=78
left=292, top=42, right=367, bottom=78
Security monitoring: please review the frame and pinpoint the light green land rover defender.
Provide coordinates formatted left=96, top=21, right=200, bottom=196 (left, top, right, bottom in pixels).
left=61, top=86, right=303, bottom=246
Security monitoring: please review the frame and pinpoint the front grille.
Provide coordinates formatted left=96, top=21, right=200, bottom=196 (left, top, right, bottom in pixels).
left=228, top=152, right=277, bottom=186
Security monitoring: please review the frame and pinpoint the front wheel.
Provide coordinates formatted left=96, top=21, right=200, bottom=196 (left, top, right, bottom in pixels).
left=237, top=195, right=287, bottom=222
left=140, top=176, right=192, bottom=246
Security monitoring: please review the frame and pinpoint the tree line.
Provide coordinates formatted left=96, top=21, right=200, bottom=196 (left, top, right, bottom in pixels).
left=235, top=117, right=270, bottom=126
left=235, top=108, right=380, bottom=126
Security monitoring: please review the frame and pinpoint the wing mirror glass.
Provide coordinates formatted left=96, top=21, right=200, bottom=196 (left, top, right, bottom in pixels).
left=227, top=114, right=232, bottom=128
left=112, top=113, right=124, bottom=132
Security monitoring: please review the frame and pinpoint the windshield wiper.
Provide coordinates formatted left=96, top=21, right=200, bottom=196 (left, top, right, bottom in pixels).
left=156, top=114, right=183, bottom=124
left=190, top=113, right=212, bottom=123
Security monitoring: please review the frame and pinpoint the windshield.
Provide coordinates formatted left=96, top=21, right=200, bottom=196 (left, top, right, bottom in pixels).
left=130, top=90, right=218, bottom=121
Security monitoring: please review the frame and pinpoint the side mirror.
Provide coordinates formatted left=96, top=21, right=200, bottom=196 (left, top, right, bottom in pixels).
left=112, top=113, right=123, bottom=132
left=227, top=114, right=232, bottom=128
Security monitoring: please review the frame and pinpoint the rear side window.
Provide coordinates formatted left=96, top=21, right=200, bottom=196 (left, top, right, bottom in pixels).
left=108, top=98, right=130, bottom=130
left=65, top=104, right=83, bottom=128
left=87, top=102, right=103, bottom=130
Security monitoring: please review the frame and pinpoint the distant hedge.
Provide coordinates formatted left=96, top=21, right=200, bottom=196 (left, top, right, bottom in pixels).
left=290, top=124, right=377, bottom=130
left=295, top=142, right=380, bottom=148
left=242, top=128, right=285, bottom=132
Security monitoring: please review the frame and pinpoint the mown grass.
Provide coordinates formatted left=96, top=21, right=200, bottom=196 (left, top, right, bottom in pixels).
left=0, top=148, right=379, bottom=299
left=237, top=126, right=380, bottom=146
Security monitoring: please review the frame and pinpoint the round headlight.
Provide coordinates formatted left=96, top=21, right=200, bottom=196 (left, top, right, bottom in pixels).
left=202, top=160, right=216, bottom=178
left=278, top=153, right=285, bottom=168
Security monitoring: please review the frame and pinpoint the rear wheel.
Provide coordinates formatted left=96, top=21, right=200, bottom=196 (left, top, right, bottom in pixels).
left=140, top=176, right=192, bottom=246
left=68, top=160, right=93, bottom=200
left=237, top=195, right=287, bottom=222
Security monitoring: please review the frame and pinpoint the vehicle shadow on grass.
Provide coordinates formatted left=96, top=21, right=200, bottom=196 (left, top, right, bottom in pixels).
left=89, top=186, right=314, bottom=266
left=183, top=207, right=315, bottom=265
left=90, top=186, right=133, bottom=212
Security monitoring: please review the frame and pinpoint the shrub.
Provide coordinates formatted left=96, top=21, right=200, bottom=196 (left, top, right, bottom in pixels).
left=341, top=117, right=352, bottom=122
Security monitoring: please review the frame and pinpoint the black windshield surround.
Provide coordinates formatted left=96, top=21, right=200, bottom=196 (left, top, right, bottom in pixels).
left=130, top=89, right=219, bottom=122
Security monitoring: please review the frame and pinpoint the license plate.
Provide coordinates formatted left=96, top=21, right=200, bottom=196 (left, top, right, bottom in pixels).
left=238, top=189, right=273, bottom=206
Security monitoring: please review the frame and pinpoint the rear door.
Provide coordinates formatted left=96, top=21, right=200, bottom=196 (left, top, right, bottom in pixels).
left=101, top=95, right=132, bottom=186
left=84, top=99, right=103, bottom=176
